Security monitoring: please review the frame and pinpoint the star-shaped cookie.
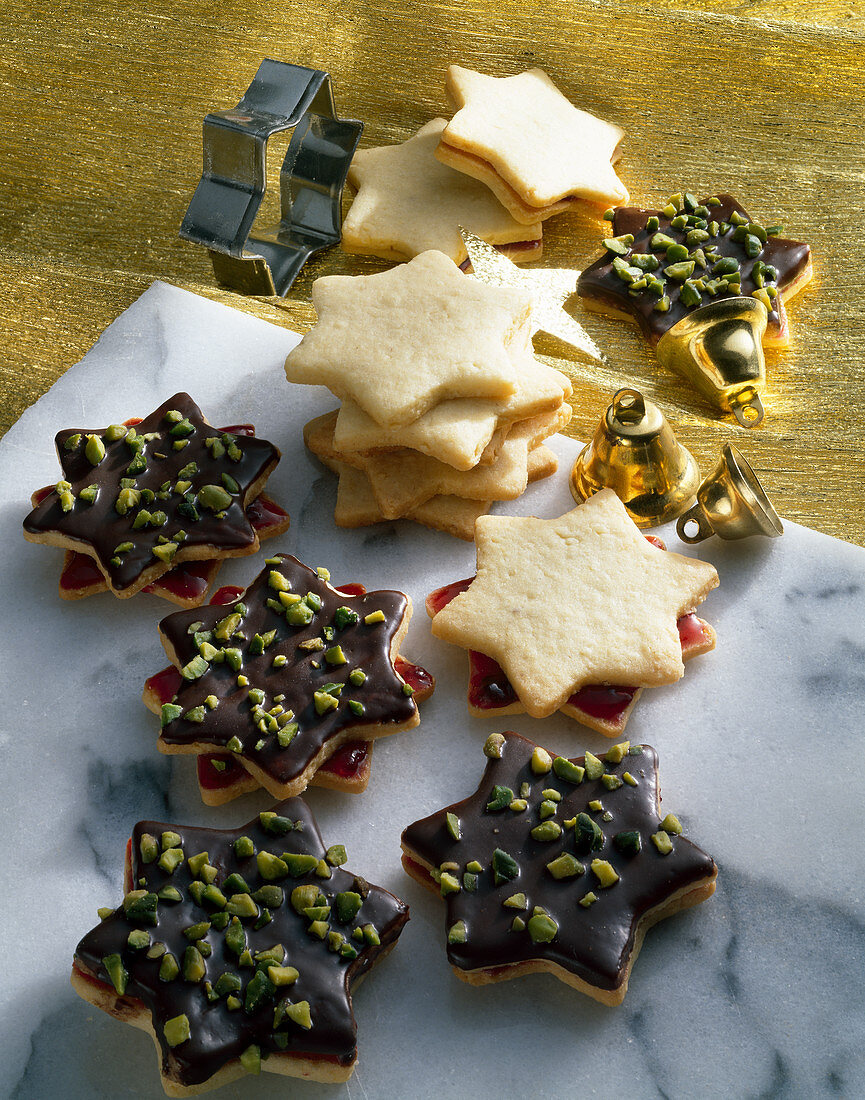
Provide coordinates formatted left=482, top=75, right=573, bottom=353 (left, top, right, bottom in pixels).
left=436, top=65, right=629, bottom=223
left=430, top=490, right=718, bottom=718
left=23, top=394, right=281, bottom=599
left=401, top=731, right=717, bottom=1005
left=154, top=555, right=423, bottom=799
left=577, top=192, right=812, bottom=347
left=342, top=118, right=543, bottom=264
left=284, top=250, right=533, bottom=428
left=144, top=579, right=435, bottom=805
left=72, top=799, right=409, bottom=1092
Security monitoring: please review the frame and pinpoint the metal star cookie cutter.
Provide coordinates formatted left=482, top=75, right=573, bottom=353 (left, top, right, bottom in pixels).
left=180, top=59, right=363, bottom=296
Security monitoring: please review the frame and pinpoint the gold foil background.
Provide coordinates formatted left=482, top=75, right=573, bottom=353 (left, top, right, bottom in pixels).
left=1, top=1, right=863, bottom=543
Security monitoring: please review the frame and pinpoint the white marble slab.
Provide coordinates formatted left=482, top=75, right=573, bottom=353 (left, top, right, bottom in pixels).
left=2, top=282, right=863, bottom=1099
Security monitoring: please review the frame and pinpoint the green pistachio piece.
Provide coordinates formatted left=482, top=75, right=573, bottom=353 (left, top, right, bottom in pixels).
left=492, top=848, right=519, bottom=885
left=601, top=773, right=624, bottom=791
left=123, top=890, right=159, bottom=925
left=486, top=785, right=514, bottom=812
left=614, top=830, right=642, bottom=855
left=139, top=833, right=159, bottom=863
left=483, top=733, right=506, bottom=759
left=539, top=800, right=557, bottom=820
left=665, top=242, right=690, bottom=262
left=552, top=757, right=584, bottom=784
left=244, top=969, right=276, bottom=1014
left=256, top=851, right=289, bottom=881
left=530, top=747, right=552, bottom=775
left=530, top=821, right=562, bottom=842
left=332, top=890, right=362, bottom=923
left=186, top=851, right=210, bottom=877
left=584, top=752, right=605, bottom=781
left=283, top=853, right=319, bottom=877
left=234, top=835, right=255, bottom=858
left=362, top=923, right=380, bottom=946
left=324, top=645, right=347, bottom=666
left=660, top=813, right=683, bottom=835
left=224, top=916, right=246, bottom=956
left=508, top=799, right=528, bottom=812
left=664, top=260, right=695, bottom=281
left=163, top=1014, right=190, bottom=1047
left=102, top=953, right=128, bottom=995
left=652, top=830, right=674, bottom=854
left=466, top=860, right=483, bottom=875
left=447, top=919, right=468, bottom=945
left=268, top=965, right=300, bottom=987
left=226, top=893, right=259, bottom=918
left=290, top=884, right=320, bottom=914
left=313, top=690, right=340, bottom=716
left=439, top=872, right=461, bottom=896
left=84, top=434, right=106, bottom=466
left=575, top=812, right=605, bottom=853
left=680, top=281, right=702, bottom=308
left=603, top=233, right=635, bottom=255
left=527, top=913, right=558, bottom=943
left=146, top=941, right=167, bottom=958
left=226, top=735, right=243, bottom=753
left=591, top=859, right=620, bottom=887
left=546, top=853, right=585, bottom=879
left=605, top=741, right=629, bottom=764
left=159, top=953, right=180, bottom=982
left=579, top=891, right=599, bottom=908
left=503, top=893, right=527, bottom=909
left=182, top=945, right=206, bottom=982
left=284, top=1000, right=313, bottom=1029
left=623, top=771, right=638, bottom=786
left=307, top=920, right=329, bottom=940
left=463, top=872, right=478, bottom=891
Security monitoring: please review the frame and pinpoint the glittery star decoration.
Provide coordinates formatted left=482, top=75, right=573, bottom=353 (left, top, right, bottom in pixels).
left=460, top=226, right=605, bottom=361
left=155, top=554, right=422, bottom=799
left=430, top=490, right=718, bottom=718
left=72, top=799, right=409, bottom=1092
left=23, top=394, right=281, bottom=599
left=401, top=731, right=717, bottom=1005
left=576, top=192, right=812, bottom=348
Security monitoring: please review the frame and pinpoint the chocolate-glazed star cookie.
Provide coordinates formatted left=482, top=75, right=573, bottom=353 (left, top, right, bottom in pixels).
left=23, top=394, right=282, bottom=600
left=72, top=799, right=409, bottom=1093
left=577, top=192, right=811, bottom=347
left=401, top=731, right=717, bottom=1005
left=154, top=555, right=424, bottom=800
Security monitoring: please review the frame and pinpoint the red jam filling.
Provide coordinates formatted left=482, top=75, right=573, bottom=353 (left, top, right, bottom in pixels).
left=428, top=562, right=709, bottom=721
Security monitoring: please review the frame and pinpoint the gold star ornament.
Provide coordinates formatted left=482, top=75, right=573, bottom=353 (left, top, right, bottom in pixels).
left=430, top=490, right=719, bottom=718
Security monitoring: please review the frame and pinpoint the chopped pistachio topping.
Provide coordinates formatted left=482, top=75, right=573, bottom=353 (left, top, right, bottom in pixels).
left=363, top=609, right=386, bottom=624
left=546, top=853, right=585, bottom=880
left=652, top=830, right=674, bottom=855
left=552, top=757, right=584, bottom=784
left=579, top=891, right=599, bottom=908
left=445, top=812, right=461, bottom=841
left=447, top=920, right=468, bottom=945
left=660, top=813, right=683, bottom=835
left=613, top=830, right=642, bottom=856
left=527, top=913, right=558, bottom=943
left=163, top=1014, right=190, bottom=1047
left=85, top=434, right=106, bottom=466
left=601, top=773, right=624, bottom=791
left=486, top=785, right=515, bottom=812
left=530, top=821, right=562, bottom=842
left=503, top=892, right=527, bottom=909
left=492, top=848, right=519, bottom=885
left=583, top=752, right=605, bottom=781
left=102, top=953, right=128, bottom=995
left=605, top=741, right=629, bottom=764
left=508, top=798, right=528, bottom=813
left=539, top=800, right=557, bottom=820
left=575, top=813, right=605, bottom=853
left=483, top=733, right=506, bottom=759
left=591, top=859, right=620, bottom=887
left=530, top=747, right=552, bottom=775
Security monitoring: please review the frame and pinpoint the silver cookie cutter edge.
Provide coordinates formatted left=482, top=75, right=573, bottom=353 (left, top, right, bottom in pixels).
left=179, top=59, right=363, bottom=296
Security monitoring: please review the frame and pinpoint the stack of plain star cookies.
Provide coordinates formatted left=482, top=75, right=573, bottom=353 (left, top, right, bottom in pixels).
left=341, top=65, right=629, bottom=265
left=285, top=250, right=573, bottom=539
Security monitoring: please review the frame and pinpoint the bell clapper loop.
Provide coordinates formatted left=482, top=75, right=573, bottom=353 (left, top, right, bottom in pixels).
left=676, top=506, right=714, bottom=544
left=611, top=388, right=645, bottom=425
left=732, top=391, right=764, bottom=429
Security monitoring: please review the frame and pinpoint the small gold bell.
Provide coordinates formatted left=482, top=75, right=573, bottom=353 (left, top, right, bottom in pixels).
left=570, top=388, right=701, bottom=528
left=676, top=444, right=783, bottom=543
left=656, top=296, right=768, bottom=428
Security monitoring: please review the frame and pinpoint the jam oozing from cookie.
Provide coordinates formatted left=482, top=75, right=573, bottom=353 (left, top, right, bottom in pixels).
left=74, top=800, right=409, bottom=1088
left=428, top=576, right=710, bottom=722
left=24, top=394, right=280, bottom=594
left=577, top=192, right=810, bottom=345
left=401, top=732, right=716, bottom=994
left=157, top=556, right=420, bottom=795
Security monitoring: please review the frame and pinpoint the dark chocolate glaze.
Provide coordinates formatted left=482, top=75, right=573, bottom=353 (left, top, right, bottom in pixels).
left=24, top=394, right=279, bottom=593
left=74, top=798, right=408, bottom=1087
left=401, top=733, right=716, bottom=991
left=158, top=555, right=418, bottom=790
left=577, top=195, right=810, bottom=345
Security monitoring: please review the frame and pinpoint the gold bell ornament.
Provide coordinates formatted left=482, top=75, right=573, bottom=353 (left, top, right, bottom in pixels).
left=676, top=444, right=784, bottom=543
left=656, top=296, right=768, bottom=428
left=570, top=388, right=701, bottom=528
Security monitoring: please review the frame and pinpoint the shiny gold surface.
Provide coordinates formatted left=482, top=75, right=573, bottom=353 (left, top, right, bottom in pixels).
left=2, top=1, right=864, bottom=544
left=571, top=388, right=702, bottom=527
left=677, top=444, right=785, bottom=543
